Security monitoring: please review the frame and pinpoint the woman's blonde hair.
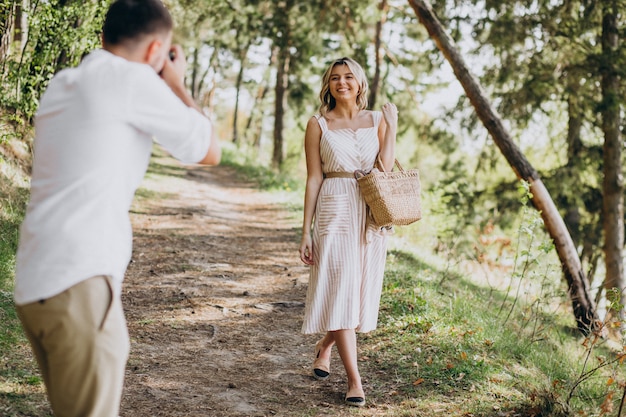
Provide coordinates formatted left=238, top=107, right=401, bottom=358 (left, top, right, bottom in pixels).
left=318, top=57, right=369, bottom=117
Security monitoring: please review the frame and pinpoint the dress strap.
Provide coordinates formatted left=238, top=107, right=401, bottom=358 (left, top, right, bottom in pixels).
left=315, top=114, right=329, bottom=133
left=374, top=110, right=383, bottom=127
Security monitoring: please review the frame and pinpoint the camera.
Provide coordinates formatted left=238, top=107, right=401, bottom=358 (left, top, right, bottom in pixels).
left=168, top=50, right=176, bottom=61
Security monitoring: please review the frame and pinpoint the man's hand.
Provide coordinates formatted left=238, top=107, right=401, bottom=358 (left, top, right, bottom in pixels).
left=160, top=44, right=186, bottom=89
left=159, top=44, right=203, bottom=113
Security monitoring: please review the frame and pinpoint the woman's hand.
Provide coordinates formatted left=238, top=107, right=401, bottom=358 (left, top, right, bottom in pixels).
left=378, top=103, right=398, bottom=171
left=381, top=102, right=399, bottom=130
left=300, top=234, right=314, bottom=265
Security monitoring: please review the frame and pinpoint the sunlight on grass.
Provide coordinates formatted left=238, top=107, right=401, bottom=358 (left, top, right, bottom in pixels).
left=366, top=242, right=625, bottom=416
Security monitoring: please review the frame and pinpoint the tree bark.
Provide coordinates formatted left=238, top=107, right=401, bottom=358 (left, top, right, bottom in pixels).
left=564, top=80, right=583, bottom=252
left=233, top=38, right=251, bottom=144
left=408, top=0, right=598, bottom=334
left=246, top=50, right=274, bottom=149
left=368, top=0, right=387, bottom=110
left=600, top=1, right=624, bottom=325
left=0, top=1, right=16, bottom=64
left=273, top=44, right=289, bottom=168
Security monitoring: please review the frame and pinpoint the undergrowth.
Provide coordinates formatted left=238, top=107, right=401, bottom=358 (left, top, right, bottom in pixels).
left=219, top=143, right=303, bottom=193
left=0, top=153, right=49, bottom=416
left=362, top=181, right=626, bottom=416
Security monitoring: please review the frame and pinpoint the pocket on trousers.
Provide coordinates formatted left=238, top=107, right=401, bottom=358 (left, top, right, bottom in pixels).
left=317, top=194, right=350, bottom=235
left=98, top=276, right=114, bottom=331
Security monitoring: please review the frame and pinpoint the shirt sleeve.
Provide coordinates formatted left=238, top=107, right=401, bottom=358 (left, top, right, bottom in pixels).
left=126, top=66, right=212, bottom=164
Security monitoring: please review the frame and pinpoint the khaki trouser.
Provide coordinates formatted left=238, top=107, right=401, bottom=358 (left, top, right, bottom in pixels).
left=16, top=276, right=130, bottom=417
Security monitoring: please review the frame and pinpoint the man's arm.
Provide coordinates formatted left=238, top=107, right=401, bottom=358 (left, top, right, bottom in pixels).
left=160, top=45, right=221, bottom=165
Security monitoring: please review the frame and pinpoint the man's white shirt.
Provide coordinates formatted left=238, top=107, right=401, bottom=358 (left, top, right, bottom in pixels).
left=14, top=49, right=212, bottom=305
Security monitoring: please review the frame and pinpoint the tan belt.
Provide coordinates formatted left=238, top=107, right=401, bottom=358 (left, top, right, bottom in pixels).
left=324, top=171, right=355, bottom=179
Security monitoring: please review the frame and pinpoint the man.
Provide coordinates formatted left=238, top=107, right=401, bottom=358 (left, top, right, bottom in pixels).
left=13, top=1, right=220, bottom=416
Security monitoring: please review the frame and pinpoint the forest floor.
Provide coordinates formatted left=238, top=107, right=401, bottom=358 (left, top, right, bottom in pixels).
left=119, top=151, right=396, bottom=417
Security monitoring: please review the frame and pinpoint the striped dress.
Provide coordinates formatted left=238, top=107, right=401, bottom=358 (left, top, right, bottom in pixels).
left=302, top=111, right=389, bottom=334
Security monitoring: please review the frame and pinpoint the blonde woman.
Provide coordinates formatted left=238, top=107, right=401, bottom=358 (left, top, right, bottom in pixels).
left=299, top=57, right=398, bottom=406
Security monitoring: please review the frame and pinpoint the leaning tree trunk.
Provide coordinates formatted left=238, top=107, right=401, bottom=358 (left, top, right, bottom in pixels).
left=409, top=0, right=598, bottom=334
left=600, top=0, right=624, bottom=326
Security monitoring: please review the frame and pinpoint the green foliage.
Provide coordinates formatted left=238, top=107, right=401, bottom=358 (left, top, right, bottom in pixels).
left=0, top=180, right=27, bottom=296
left=219, top=143, right=302, bottom=193
left=436, top=0, right=625, bottom=285
left=0, top=0, right=107, bottom=121
left=0, top=170, right=46, bottom=415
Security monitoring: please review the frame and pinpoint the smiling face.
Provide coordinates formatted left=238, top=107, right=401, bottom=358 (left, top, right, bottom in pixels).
left=329, top=64, right=359, bottom=102
left=318, top=57, right=369, bottom=116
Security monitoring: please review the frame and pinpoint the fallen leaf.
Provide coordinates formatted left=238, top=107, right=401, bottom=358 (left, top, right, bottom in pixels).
left=600, top=392, right=614, bottom=414
left=413, top=378, right=425, bottom=386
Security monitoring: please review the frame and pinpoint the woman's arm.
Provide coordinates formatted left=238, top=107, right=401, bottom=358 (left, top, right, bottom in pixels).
left=377, top=103, right=398, bottom=171
left=299, top=117, right=324, bottom=265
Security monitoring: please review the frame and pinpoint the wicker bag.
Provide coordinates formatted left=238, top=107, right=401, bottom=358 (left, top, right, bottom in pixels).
left=354, top=156, right=422, bottom=228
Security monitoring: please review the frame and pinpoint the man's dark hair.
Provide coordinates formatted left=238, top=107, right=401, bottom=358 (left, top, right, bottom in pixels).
left=103, top=0, right=173, bottom=46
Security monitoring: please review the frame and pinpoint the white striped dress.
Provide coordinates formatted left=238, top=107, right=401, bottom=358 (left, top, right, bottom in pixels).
left=302, top=111, right=389, bottom=334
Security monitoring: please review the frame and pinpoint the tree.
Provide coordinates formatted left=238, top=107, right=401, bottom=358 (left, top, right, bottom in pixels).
left=599, top=0, right=623, bottom=324
left=0, top=0, right=17, bottom=64
left=0, top=0, right=105, bottom=120
left=368, top=0, right=388, bottom=110
left=408, top=0, right=599, bottom=334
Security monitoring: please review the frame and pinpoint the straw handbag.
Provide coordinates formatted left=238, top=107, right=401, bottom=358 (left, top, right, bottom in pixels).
left=354, top=156, right=422, bottom=228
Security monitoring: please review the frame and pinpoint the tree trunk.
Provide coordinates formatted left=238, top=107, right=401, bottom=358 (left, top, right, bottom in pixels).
left=564, top=80, right=583, bottom=251
left=190, top=46, right=200, bottom=100
left=233, top=38, right=251, bottom=144
left=271, top=0, right=294, bottom=169
left=368, top=0, right=387, bottom=110
left=0, top=1, right=16, bottom=64
left=408, top=0, right=599, bottom=334
left=600, top=1, right=623, bottom=325
left=273, top=44, right=289, bottom=168
left=246, top=54, right=273, bottom=149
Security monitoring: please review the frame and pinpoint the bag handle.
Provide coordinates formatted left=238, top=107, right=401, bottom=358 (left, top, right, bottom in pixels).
left=354, top=155, right=404, bottom=179
left=375, top=155, right=403, bottom=173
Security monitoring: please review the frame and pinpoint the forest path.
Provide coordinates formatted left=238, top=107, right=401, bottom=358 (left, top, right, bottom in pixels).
left=120, top=152, right=387, bottom=417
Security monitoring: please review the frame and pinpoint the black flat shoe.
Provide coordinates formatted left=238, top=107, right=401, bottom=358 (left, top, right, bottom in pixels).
left=312, top=340, right=330, bottom=380
left=345, top=395, right=365, bottom=407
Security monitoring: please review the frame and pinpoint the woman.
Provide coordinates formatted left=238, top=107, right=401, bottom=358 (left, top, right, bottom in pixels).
left=299, top=57, right=398, bottom=407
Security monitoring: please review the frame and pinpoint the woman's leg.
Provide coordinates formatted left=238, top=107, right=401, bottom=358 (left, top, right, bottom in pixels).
left=313, top=331, right=335, bottom=379
left=317, top=331, right=335, bottom=359
left=331, top=329, right=363, bottom=396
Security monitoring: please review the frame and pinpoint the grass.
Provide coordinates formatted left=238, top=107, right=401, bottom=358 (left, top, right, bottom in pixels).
left=356, top=243, right=624, bottom=416
left=0, top=154, right=51, bottom=416
left=219, top=142, right=303, bottom=193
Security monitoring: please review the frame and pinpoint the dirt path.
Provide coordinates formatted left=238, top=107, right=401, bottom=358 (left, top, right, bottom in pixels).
left=120, top=153, right=375, bottom=417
